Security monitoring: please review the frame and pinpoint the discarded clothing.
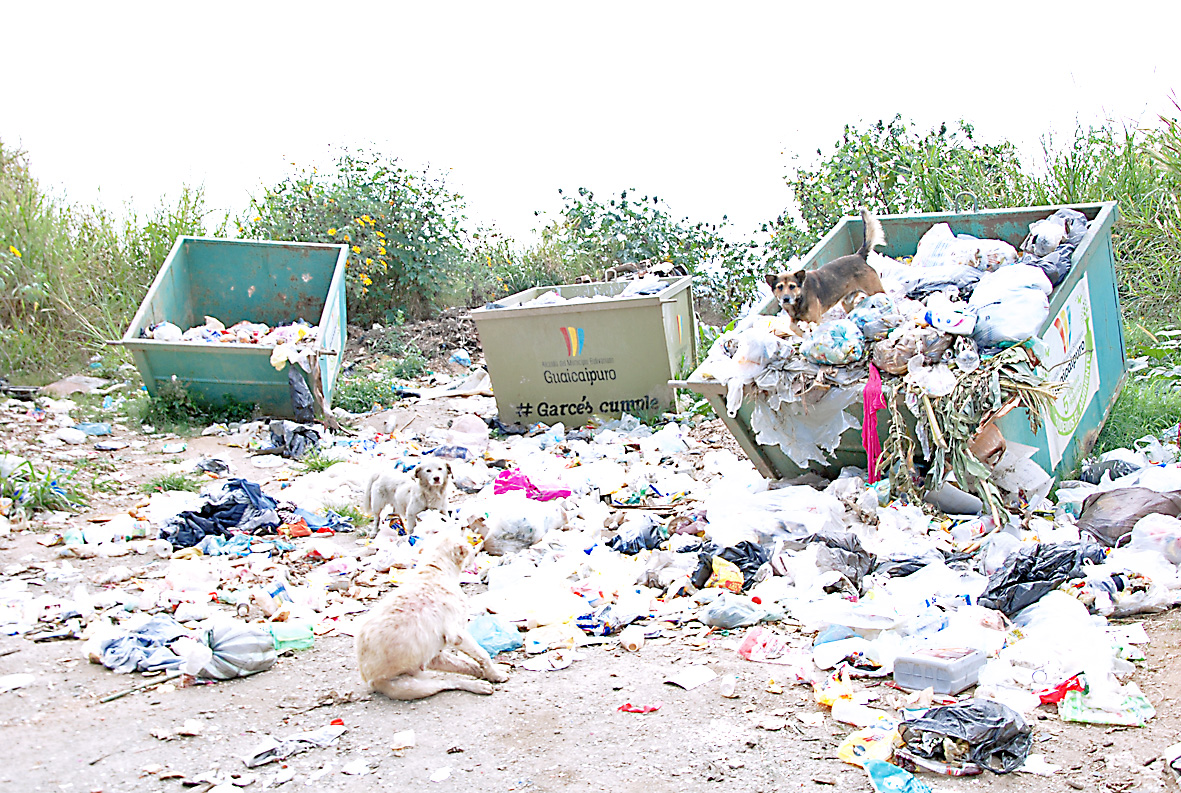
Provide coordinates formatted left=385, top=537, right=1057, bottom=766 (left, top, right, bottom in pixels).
left=862, top=364, right=887, bottom=483
left=160, top=479, right=281, bottom=548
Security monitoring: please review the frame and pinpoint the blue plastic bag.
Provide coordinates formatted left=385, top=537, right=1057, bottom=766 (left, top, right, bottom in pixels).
left=469, top=614, right=523, bottom=655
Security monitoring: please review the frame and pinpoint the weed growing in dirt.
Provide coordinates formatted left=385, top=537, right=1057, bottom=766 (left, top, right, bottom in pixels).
left=130, top=379, right=255, bottom=431
left=300, top=450, right=343, bottom=473
left=381, top=347, right=429, bottom=380
left=1, top=459, right=87, bottom=518
left=324, top=502, right=369, bottom=528
left=140, top=472, right=201, bottom=494
left=333, top=376, right=399, bottom=414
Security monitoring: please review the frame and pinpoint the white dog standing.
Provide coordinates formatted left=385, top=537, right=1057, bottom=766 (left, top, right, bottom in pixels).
left=355, top=530, right=510, bottom=700
left=364, top=458, right=451, bottom=534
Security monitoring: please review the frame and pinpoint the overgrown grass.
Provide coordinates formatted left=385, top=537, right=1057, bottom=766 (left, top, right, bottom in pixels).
left=140, top=472, right=202, bottom=494
left=0, top=142, right=215, bottom=379
left=130, top=379, right=256, bottom=431
left=1096, top=380, right=1181, bottom=453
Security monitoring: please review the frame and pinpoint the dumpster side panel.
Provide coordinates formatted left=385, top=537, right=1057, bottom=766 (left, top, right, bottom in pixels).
left=185, top=240, right=338, bottom=327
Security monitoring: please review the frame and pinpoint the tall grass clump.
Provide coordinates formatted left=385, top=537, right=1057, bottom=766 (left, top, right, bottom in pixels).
left=0, top=140, right=211, bottom=379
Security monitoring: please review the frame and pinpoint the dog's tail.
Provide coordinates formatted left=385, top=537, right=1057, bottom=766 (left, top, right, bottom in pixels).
left=857, top=208, right=886, bottom=258
left=361, top=470, right=377, bottom=515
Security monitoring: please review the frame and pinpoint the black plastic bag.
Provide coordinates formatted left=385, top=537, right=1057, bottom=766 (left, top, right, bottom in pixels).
left=268, top=420, right=320, bottom=459
left=607, top=516, right=665, bottom=555
left=978, top=541, right=1106, bottom=616
left=287, top=368, right=315, bottom=423
left=899, top=698, right=1031, bottom=774
left=719, top=541, right=769, bottom=591
left=872, top=548, right=945, bottom=578
left=1075, top=487, right=1181, bottom=547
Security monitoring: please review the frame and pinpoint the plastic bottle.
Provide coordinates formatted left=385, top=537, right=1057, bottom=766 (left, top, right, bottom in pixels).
left=619, top=624, right=645, bottom=652
left=955, top=343, right=980, bottom=374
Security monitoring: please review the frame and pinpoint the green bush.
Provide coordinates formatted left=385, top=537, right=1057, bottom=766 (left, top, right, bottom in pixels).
left=239, top=149, right=468, bottom=325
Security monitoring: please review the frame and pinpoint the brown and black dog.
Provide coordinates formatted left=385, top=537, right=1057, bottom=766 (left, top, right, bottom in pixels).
left=766, top=208, right=886, bottom=332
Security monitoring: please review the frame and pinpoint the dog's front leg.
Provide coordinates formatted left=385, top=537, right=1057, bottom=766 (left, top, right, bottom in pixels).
left=452, top=629, right=510, bottom=683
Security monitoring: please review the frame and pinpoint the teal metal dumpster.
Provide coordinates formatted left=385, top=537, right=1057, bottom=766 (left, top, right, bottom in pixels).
left=120, top=237, right=349, bottom=417
left=676, top=202, right=1124, bottom=481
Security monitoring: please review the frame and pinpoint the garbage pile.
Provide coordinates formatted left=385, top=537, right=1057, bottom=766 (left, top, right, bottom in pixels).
left=483, top=274, right=670, bottom=310
left=696, top=209, right=1090, bottom=520
left=140, top=317, right=320, bottom=371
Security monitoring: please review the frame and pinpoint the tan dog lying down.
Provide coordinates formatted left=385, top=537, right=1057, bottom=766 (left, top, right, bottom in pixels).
left=355, top=531, right=509, bottom=700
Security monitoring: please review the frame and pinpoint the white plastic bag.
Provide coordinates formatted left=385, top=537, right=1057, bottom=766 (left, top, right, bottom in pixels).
left=1130, top=513, right=1181, bottom=564
left=970, top=265, right=1052, bottom=347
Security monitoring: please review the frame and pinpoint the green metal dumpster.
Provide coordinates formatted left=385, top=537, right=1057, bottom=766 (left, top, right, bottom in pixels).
left=120, top=237, right=348, bottom=417
left=676, top=202, right=1124, bottom=481
left=472, top=276, right=697, bottom=422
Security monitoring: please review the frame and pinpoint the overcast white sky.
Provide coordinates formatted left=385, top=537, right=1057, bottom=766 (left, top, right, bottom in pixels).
left=5, top=2, right=1178, bottom=243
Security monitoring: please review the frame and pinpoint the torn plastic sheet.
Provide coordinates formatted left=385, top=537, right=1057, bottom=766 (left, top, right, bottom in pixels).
left=243, top=724, right=347, bottom=767
left=751, top=384, right=862, bottom=468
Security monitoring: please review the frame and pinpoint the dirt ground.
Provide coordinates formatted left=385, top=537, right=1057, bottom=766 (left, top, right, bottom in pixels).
left=3, top=332, right=1181, bottom=792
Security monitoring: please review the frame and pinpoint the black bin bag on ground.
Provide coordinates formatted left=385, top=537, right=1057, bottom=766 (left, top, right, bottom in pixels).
left=1075, top=487, right=1181, bottom=547
left=977, top=541, right=1106, bottom=616
left=899, top=698, right=1032, bottom=774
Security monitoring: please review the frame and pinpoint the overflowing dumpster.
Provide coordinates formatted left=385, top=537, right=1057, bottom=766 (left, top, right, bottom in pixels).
left=676, top=202, right=1124, bottom=491
left=120, top=237, right=348, bottom=418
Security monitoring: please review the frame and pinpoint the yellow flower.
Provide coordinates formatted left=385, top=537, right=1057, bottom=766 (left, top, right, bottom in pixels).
left=352, top=245, right=361, bottom=253
left=361, top=215, right=372, bottom=225
left=355, top=218, right=365, bottom=226
left=253, top=216, right=261, bottom=222
left=9, top=245, right=21, bottom=258
left=365, top=258, right=373, bottom=265
left=376, top=231, right=385, bottom=239
left=360, top=274, right=372, bottom=286
left=327, top=228, right=337, bottom=235
left=342, top=233, right=350, bottom=242
left=378, top=246, right=386, bottom=255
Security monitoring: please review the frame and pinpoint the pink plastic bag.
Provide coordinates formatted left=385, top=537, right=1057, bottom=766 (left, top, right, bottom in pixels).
left=493, top=469, right=571, bottom=501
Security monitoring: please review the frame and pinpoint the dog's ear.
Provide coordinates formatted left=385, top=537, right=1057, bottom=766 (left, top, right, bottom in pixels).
left=415, top=464, right=431, bottom=483
left=765, top=273, right=780, bottom=289
left=793, top=268, right=808, bottom=284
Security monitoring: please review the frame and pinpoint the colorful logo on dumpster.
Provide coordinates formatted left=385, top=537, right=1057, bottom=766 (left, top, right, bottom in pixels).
left=1053, top=312, right=1071, bottom=351
left=560, top=326, right=585, bottom=357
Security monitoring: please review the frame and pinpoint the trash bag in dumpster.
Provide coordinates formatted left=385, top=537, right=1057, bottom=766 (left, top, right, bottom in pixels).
left=898, top=698, right=1032, bottom=774
left=978, top=542, right=1106, bottom=616
left=198, top=619, right=277, bottom=680
left=1075, top=487, right=1181, bottom=547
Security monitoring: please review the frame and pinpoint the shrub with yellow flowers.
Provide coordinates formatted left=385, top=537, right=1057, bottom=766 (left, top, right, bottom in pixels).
left=239, top=149, right=468, bottom=325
